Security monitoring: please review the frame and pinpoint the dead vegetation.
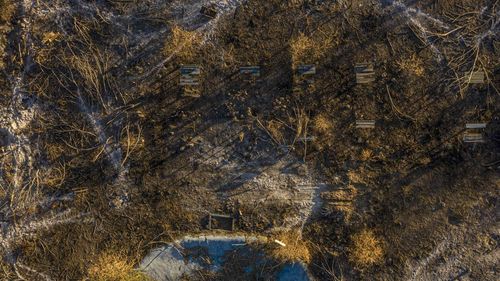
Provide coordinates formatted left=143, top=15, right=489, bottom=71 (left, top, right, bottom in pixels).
left=0, top=0, right=14, bottom=69
left=88, top=251, right=151, bottom=281
left=348, top=229, right=384, bottom=268
left=163, top=25, right=203, bottom=63
left=313, top=113, right=333, bottom=135
left=290, top=32, right=337, bottom=67
left=265, top=119, right=285, bottom=144
left=320, top=185, right=358, bottom=223
left=397, top=53, right=425, bottom=77
left=0, top=0, right=14, bottom=23
left=268, top=231, right=312, bottom=264
left=0, top=0, right=498, bottom=280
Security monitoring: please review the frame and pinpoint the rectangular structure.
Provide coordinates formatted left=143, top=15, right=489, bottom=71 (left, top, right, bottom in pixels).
left=463, top=121, right=487, bottom=143
left=200, top=5, right=217, bottom=19
left=208, top=213, right=234, bottom=231
left=463, top=133, right=484, bottom=143
left=465, top=123, right=487, bottom=129
left=296, top=65, right=316, bottom=84
left=467, top=71, right=485, bottom=84
left=355, top=63, right=375, bottom=84
left=297, top=65, right=316, bottom=76
left=180, top=65, right=201, bottom=86
left=240, top=66, right=261, bottom=80
left=355, top=120, right=376, bottom=129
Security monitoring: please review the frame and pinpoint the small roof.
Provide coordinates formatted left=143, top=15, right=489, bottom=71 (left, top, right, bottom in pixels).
left=355, top=63, right=374, bottom=84
left=465, top=123, right=487, bottom=129
left=355, top=120, right=376, bottom=128
left=354, top=63, right=374, bottom=72
left=297, top=65, right=316, bottom=75
left=355, top=63, right=375, bottom=84
left=463, top=133, right=484, bottom=143
left=180, top=65, right=201, bottom=75
left=240, top=66, right=261, bottom=76
left=467, top=71, right=485, bottom=84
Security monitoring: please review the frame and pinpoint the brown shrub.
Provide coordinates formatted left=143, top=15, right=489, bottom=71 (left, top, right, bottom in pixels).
left=313, top=114, right=333, bottom=134
left=349, top=229, right=384, bottom=267
left=293, top=107, right=310, bottom=140
left=0, top=0, right=15, bottom=23
left=88, top=251, right=151, bottom=281
left=359, top=148, right=373, bottom=161
left=397, top=53, right=425, bottom=77
left=290, top=31, right=338, bottom=66
left=38, top=164, right=66, bottom=189
left=35, top=32, right=62, bottom=65
left=45, top=143, right=65, bottom=162
left=120, top=125, right=145, bottom=162
left=41, top=32, right=60, bottom=44
left=290, top=33, right=315, bottom=65
left=347, top=170, right=364, bottom=184
left=267, top=120, right=285, bottom=144
left=163, top=25, right=202, bottom=62
left=268, top=231, right=311, bottom=263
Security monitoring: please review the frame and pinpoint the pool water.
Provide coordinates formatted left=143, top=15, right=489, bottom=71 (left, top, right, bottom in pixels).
left=141, top=235, right=311, bottom=281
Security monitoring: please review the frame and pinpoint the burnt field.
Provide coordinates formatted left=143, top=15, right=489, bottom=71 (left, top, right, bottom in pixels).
left=0, top=0, right=499, bottom=280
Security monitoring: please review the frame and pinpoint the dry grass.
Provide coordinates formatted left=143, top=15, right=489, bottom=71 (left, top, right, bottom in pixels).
left=268, top=231, right=311, bottom=263
left=321, top=185, right=357, bottom=222
left=397, top=53, right=425, bottom=77
left=44, top=143, right=66, bottom=162
left=266, top=120, right=285, bottom=144
left=41, top=32, right=60, bottom=44
left=286, top=0, right=306, bottom=8
left=37, top=164, right=66, bottom=189
left=88, top=251, right=151, bottom=281
left=359, top=148, right=373, bottom=161
left=0, top=154, right=25, bottom=190
left=67, top=52, right=109, bottom=101
left=290, top=34, right=315, bottom=66
left=334, top=204, right=355, bottom=222
left=290, top=32, right=337, bottom=66
left=0, top=263, right=15, bottom=280
left=163, top=25, right=202, bottom=62
left=311, top=113, right=333, bottom=151
left=120, top=125, right=144, bottom=165
left=347, top=170, right=365, bottom=184
left=349, top=229, right=384, bottom=268
left=293, top=107, right=310, bottom=140
left=36, top=32, right=61, bottom=65
left=313, top=114, right=333, bottom=134
left=0, top=0, right=15, bottom=23
left=322, top=187, right=357, bottom=202
left=0, top=0, right=15, bottom=69
left=219, top=43, right=237, bottom=69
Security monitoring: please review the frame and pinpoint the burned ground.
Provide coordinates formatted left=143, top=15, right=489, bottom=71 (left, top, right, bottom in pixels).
left=0, top=0, right=499, bottom=280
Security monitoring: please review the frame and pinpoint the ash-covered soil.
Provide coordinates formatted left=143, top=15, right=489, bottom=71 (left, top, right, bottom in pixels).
left=0, top=0, right=499, bottom=280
